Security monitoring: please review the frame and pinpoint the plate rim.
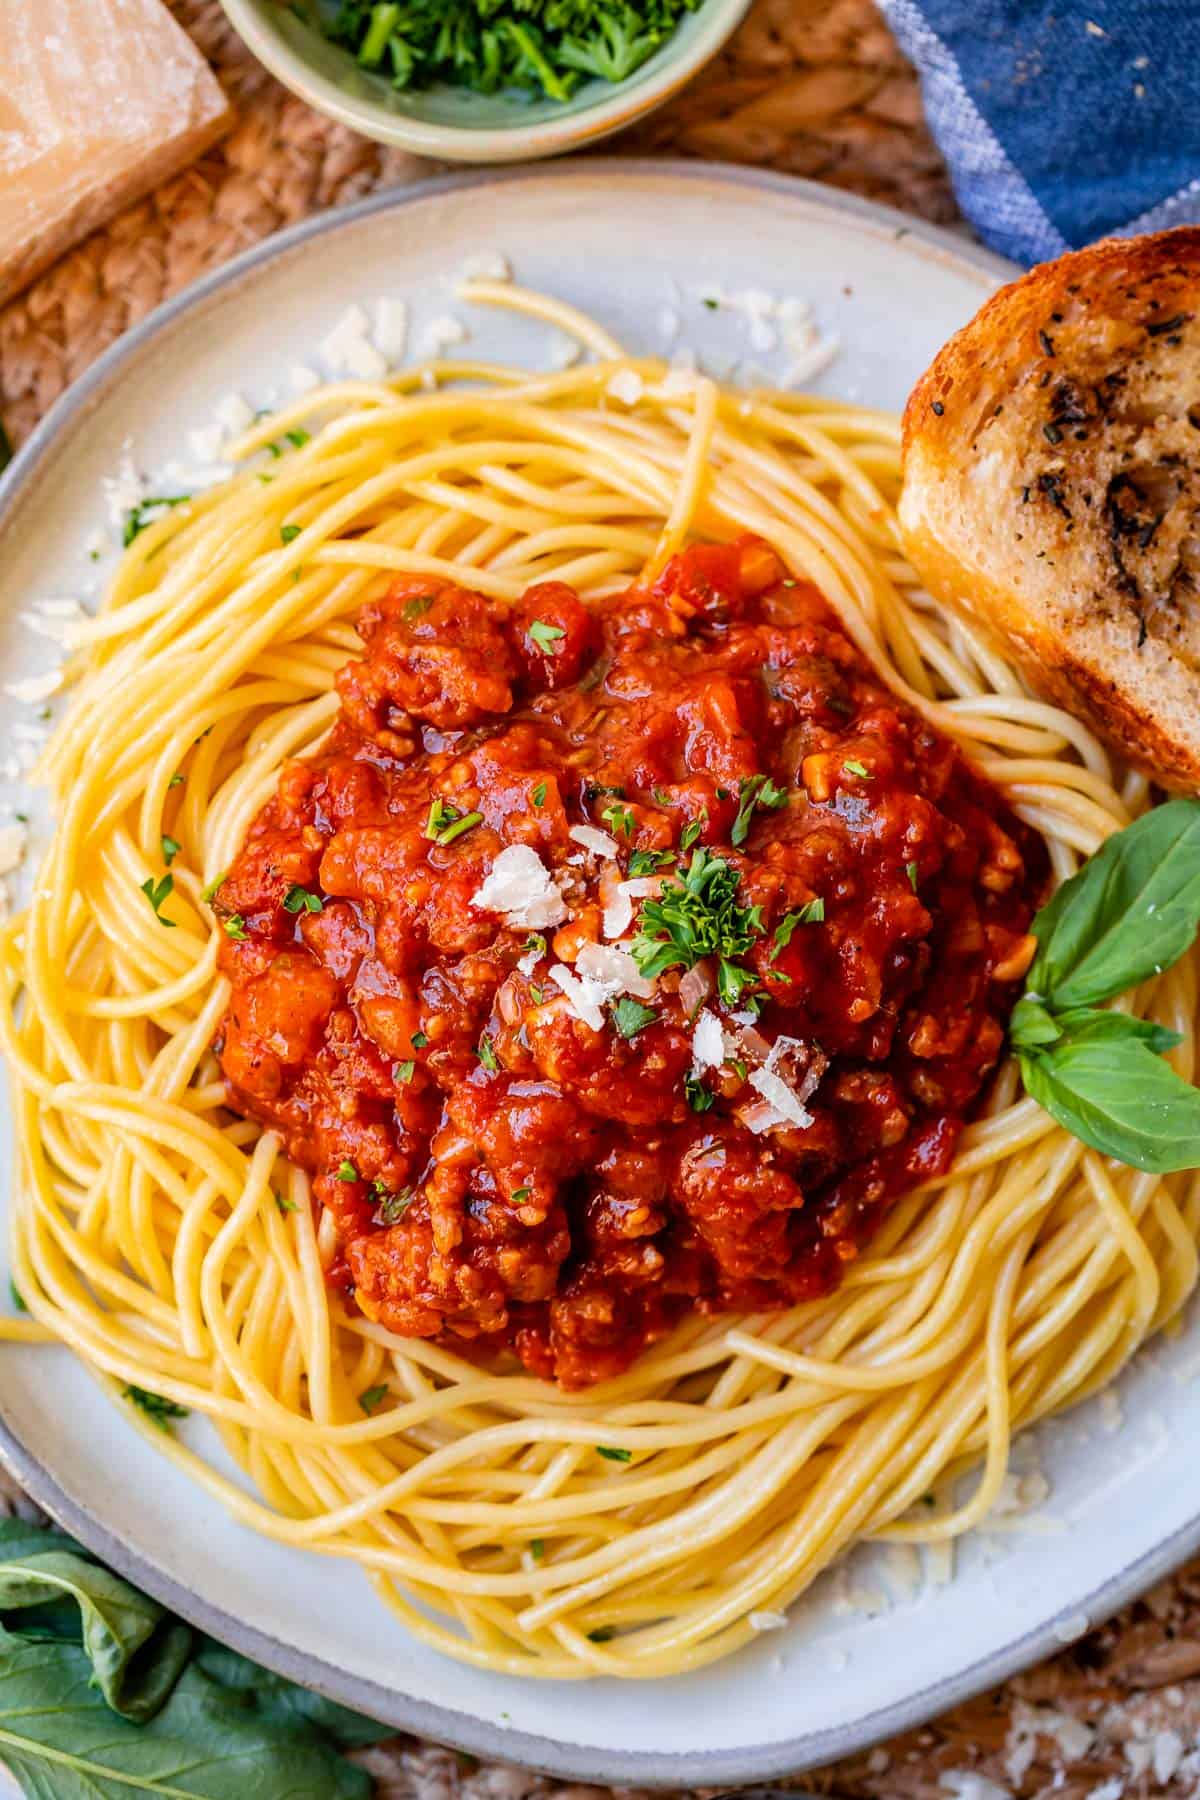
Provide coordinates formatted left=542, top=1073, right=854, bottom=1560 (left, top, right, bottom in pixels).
left=3, top=159, right=1188, bottom=1790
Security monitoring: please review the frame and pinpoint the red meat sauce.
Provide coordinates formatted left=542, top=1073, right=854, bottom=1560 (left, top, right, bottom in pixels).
left=214, top=535, right=1046, bottom=1389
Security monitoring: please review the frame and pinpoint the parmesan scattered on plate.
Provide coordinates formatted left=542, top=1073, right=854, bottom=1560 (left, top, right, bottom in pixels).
left=417, top=314, right=468, bottom=359
left=375, top=297, right=409, bottom=364
left=320, top=305, right=389, bottom=381
left=4, top=670, right=62, bottom=706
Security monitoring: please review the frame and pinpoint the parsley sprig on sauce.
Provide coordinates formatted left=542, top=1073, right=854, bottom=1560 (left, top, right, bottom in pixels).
left=630, top=847, right=764, bottom=1008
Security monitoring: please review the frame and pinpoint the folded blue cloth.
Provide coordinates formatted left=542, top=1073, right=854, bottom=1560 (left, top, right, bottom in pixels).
left=876, top=1, right=1200, bottom=264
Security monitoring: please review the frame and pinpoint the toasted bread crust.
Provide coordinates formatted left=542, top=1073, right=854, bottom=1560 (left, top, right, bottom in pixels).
left=900, top=228, right=1200, bottom=791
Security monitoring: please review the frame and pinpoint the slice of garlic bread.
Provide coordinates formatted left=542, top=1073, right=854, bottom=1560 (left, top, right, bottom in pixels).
left=899, top=228, right=1200, bottom=790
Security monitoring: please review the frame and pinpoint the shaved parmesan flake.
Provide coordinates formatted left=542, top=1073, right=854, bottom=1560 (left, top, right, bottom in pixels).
left=187, top=422, right=225, bottom=464
left=4, top=670, right=61, bottom=706
left=748, top=1610, right=787, bottom=1632
left=748, top=1066, right=813, bottom=1129
left=605, top=369, right=644, bottom=406
left=692, top=1009, right=727, bottom=1070
left=548, top=963, right=606, bottom=1032
left=19, top=598, right=88, bottom=644
left=289, top=364, right=320, bottom=395
left=569, top=824, right=619, bottom=859
left=320, top=306, right=388, bottom=381
left=602, top=875, right=661, bottom=941
left=214, top=391, right=255, bottom=437
left=418, top=314, right=468, bottom=358
left=575, top=941, right=654, bottom=1000
left=471, top=845, right=566, bottom=930
left=103, top=447, right=143, bottom=527
left=375, top=298, right=409, bottom=363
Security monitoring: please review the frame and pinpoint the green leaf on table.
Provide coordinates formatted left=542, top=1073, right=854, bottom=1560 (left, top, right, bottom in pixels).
left=0, top=1518, right=387, bottom=1799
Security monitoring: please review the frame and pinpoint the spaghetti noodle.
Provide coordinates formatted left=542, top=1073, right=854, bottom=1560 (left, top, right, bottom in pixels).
left=2, top=284, right=1197, bottom=1678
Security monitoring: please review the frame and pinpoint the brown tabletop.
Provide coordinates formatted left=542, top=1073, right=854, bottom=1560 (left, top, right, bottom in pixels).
left=0, top=4, right=1195, bottom=1794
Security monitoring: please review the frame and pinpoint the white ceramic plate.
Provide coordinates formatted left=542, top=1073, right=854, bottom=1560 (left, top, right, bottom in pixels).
left=1, top=164, right=1198, bottom=1789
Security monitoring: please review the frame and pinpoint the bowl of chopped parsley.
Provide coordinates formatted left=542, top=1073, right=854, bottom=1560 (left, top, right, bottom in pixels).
left=219, top=0, right=749, bottom=160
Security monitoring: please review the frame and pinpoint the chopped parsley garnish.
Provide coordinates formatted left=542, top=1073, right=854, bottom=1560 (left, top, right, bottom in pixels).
left=411, top=1030, right=429, bottom=1049
left=529, top=983, right=545, bottom=1004
left=602, top=802, right=635, bottom=839
left=773, top=899, right=824, bottom=949
left=522, top=933, right=547, bottom=958
left=679, top=815, right=705, bottom=852
left=200, top=870, right=227, bottom=905
left=702, top=296, right=719, bottom=311
left=528, top=618, right=566, bottom=652
left=9, top=1279, right=26, bottom=1314
left=532, top=781, right=547, bottom=808
left=587, top=1627, right=617, bottom=1643
left=402, top=595, right=434, bottom=622
left=476, top=1036, right=499, bottom=1072
left=160, top=834, right=181, bottom=866
left=651, top=786, right=672, bottom=806
left=631, top=847, right=763, bottom=1009
left=906, top=860, right=920, bottom=891
left=842, top=759, right=871, bottom=780
left=124, top=1385, right=189, bottom=1429
left=283, top=884, right=323, bottom=914
left=168, top=772, right=185, bottom=789
left=627, top=847, right=674, bottom=877
left=610, top=996, right=657, bottom=1039
left=280, top=523, right=302, bottom=545
left=285, top=428, right=310, bottom=449
left=373, top=1185, right=413, bottom=1225
left=274, top=1191, right=299, bottom=1214
left=596, top=1445, right=632, bottom=1463
left=394, top=1059, right=415, bottom=1084
left=730, top=774, right=789, bottom=846
left=222, top=914, right=248, bottom=941
left=529, top=1538, right=545, bottom=1561
left=424, top=797, right=483, bottom=845
left=683, top=1072, right=715, bottom=1112
left=140, top=873, right=176, bottom=928
left=336, top=1159, right=360, bottom=1182
left=123, top=493, right=190, bottom=548
left=358, top=1384, right=389, bottom=1416
left=511, top=1185, right=532, bottom=1203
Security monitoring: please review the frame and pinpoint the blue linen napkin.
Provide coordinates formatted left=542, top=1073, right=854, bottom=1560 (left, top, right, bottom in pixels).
left=876, top=1, right=1200, bottom=263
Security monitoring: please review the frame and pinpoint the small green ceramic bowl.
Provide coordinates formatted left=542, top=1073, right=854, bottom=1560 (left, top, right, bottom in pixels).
left=218, top=1, right=750, bottom=163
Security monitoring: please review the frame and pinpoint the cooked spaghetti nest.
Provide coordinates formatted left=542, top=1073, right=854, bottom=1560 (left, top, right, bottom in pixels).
left=2, top=282, right=1198, bottom=1679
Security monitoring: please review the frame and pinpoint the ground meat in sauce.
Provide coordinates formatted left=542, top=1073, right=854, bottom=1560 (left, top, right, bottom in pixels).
left=215, top=536, right=1046, bottom=1388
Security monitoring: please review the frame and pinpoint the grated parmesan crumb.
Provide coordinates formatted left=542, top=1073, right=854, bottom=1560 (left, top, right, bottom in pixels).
left=375, top=298, right=409, bottom=364
left=748, top=1610, right=787, bottom=1632
left=417, top=314, right=468, bottom=359
left=4, top=670, right=62, bottom=705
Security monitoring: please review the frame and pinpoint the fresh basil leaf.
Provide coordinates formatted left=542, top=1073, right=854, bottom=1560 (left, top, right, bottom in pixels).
left=0, top=1519, right=386, bottom=1799
left=1050, top=1006, right=1183, bottom=1056
left=1009, top=995, right=1061, bottom=1050
left=0, top=1641, right=374, bottom=1799
left=0, top=1546, right=188, bottom=1721
left=1019, top=1038, right=1200, bottom=1173
left=193, top=1638, right=386, bottom=1749
left=1027, top=798, right=1200, bottom=1010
